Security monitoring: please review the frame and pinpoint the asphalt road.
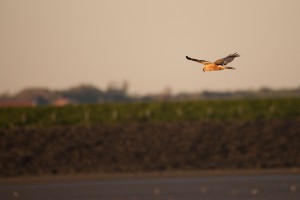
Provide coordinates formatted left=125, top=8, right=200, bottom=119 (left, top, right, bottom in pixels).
left=1, top=174, right=299, bottom=200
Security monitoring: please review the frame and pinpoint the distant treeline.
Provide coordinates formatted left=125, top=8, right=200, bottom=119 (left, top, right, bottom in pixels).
left=0, top=98, right=299, bottom=128
left=0, top=84, right=300, bottom=105
left=0, top=84, right=130, bottom=105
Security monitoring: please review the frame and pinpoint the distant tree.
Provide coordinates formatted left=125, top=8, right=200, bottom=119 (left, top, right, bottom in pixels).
left=0, top=92, right=10, bottom=101
left=259, top=87, right=273, bottom=94
left=10, top=88, right=57, bottom=103
left=34, top=96, right=49, bottom=106
left=60, top=84, right=104, bottom=104
left=104, top=81, right=131, bottom=102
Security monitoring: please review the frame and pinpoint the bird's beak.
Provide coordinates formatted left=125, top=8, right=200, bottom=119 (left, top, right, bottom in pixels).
left=203, top=68, right=205, bottom=72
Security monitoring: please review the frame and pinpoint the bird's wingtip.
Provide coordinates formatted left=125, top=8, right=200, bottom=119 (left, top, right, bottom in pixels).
left=234, top=52, right=240, bottom=57
left=229, top=52, right=240, bottom=57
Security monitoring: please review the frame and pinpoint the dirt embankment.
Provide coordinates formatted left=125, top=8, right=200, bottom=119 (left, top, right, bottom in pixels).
left=1, top=119, right=300, bottom=177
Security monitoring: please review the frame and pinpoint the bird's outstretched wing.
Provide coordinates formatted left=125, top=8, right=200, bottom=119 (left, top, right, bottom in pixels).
left=214, top=53, right=240, bottom=66
left=186, top=56, right=212, bottom=65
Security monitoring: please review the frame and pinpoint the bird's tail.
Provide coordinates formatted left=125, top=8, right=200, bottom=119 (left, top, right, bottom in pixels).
left=225, top=66, right=236, bottom=70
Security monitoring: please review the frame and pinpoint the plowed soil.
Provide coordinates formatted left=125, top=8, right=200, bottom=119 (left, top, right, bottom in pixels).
left=1, top=119, right=300, bottom=177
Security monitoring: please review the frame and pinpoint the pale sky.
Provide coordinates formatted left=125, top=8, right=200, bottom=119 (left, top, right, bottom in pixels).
left=1, top=0, right=300, bottom=95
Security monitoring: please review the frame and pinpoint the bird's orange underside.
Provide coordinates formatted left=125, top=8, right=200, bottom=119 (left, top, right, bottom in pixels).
left=204, top=64, right=226, bottom=71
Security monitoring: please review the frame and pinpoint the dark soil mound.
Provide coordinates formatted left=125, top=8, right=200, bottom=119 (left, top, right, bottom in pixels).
left=1, top=119, right=300, bottom=177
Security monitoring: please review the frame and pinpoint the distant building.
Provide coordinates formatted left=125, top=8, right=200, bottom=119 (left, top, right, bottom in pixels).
left=0, top=101, right=36, bottom=107
left=52, top=97, right=76, bottom=107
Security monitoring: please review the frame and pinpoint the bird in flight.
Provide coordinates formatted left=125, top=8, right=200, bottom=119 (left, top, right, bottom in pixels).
left=186, top=53, right=240, bottom=72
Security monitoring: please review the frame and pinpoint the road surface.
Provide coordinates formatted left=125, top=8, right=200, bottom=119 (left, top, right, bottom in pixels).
left=1, top=173, right=299, bottom=200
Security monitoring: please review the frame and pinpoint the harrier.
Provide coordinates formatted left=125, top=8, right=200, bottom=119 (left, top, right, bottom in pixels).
left=186, top=53, right=240, bottom=72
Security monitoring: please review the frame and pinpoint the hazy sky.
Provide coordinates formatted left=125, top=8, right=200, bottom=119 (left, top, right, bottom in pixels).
left=1, top=0, right=300, bottom=95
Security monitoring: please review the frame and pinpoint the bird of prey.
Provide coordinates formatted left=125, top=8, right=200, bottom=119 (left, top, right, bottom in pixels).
left=186, top=53, right=240, bottom=72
